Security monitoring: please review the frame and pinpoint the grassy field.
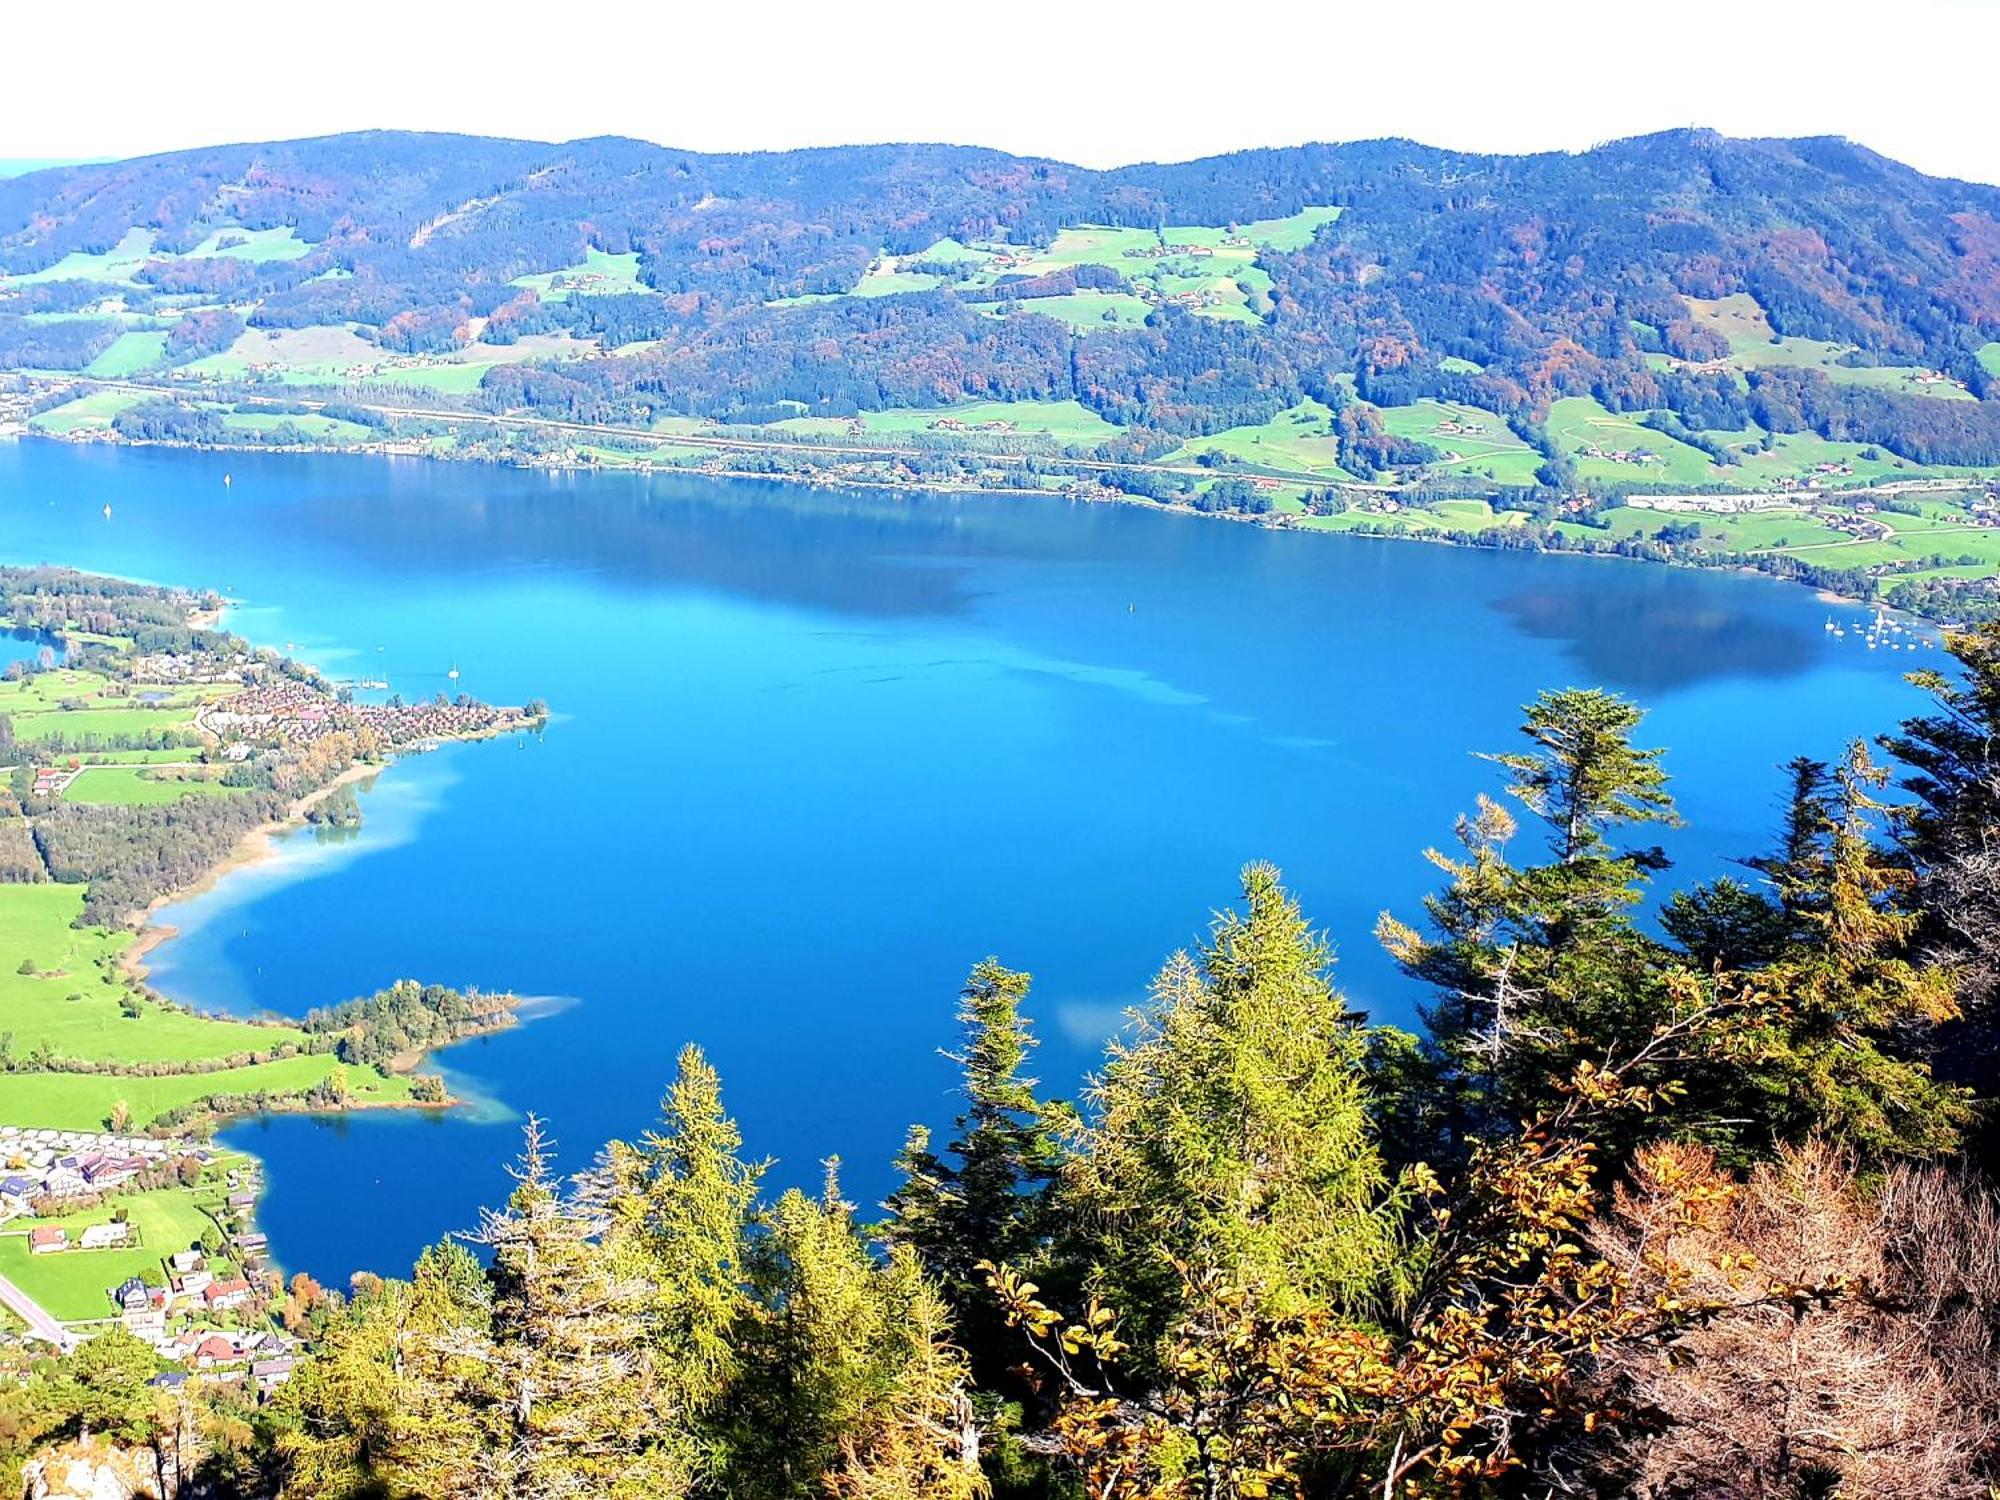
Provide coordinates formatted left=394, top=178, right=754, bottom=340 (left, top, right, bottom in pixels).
left=0, top=1187, right=223, bottom=1319
left=2, top=228, right=155, bottom=287
left=769, top=398, right=1123, bottom=446
left=1163, top=401, right=1354, bottom=477
left=220, top=412, right=373, bottom=442
left=1000, top=292, right=1153, bottom=329
left=83, top=331, right=170, bottom=378
left=28, top=390, right=143, bottom=435
left=184, top=226, right=314, bottom=262
left=509, top=248, right=646, bottom=302
left=1376, top=400, right=1546, bottom=485
left=1683, top=294, right=1975, bottom=399
left=0, top=886, right=304, bottom=1066
left=1545, top=397, right=1726, bottom=488
left=63, top=765, right=236, bottom=806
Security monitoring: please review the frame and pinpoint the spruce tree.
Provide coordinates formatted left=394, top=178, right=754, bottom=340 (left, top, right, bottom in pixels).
left=884, top=959, right=1062, bottom=1385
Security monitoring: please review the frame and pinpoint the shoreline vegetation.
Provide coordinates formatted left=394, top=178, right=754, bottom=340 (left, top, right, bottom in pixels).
left=7, top=385, right=1994, bottom=626
left=0, top=563, right=548, bottom=1139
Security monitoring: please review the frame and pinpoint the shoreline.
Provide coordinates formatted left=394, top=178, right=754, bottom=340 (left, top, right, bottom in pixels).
left=118, top=760, right=383, bottom=989
left=17, top=419, right=1989, bottom=626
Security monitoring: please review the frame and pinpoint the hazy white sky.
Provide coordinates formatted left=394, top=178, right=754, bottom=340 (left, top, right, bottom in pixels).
left=5, top=0, right=1994, bottom=182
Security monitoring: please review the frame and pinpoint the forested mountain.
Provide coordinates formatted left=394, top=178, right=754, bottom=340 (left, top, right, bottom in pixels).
left=6, top=128, right=2000, bottom=455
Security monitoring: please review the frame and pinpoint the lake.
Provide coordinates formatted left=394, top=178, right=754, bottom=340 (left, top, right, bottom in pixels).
left=0, top=438, right=1931, bottom=1286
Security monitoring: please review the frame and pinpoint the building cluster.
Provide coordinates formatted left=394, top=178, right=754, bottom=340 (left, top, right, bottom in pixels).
left=203, top=678, right=530, bottom=750
left=0, top=1127, right=188, bottom=1216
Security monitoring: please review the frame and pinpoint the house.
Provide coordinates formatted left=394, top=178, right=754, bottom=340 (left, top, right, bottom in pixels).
left=226, top=1191, right=257, bottom=1211
left=112, top=1276, right=150, bottom=1311
left=173, top=1269, right=214, bottom=1297
left=251, top=1357, right=296, bottom=1391
left=81, top=1221, right=130, bottom=1250
left=168, top=1249, right=204, bottom=1275
left=192, top=1334, right=240, bottom=1368
left=28, top=1226, right=66, bottom=1254
left=231, top=1232, right=269, bottom=1255
left=204, top=1277, right=253, bottom=1311
left=149, top=1371, right=189, bottom=1392
left=123, top=1308, right=166, bottom=1341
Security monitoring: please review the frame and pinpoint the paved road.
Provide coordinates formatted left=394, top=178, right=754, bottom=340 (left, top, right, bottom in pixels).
left=0, top=1265, right=77, bottom=1351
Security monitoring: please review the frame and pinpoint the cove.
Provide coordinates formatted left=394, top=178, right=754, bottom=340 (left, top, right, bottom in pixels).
left=0, top=438, right=1930, bottom=1287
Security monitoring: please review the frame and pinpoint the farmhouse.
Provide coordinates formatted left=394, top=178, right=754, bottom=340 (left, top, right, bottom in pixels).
left=28, top=1226, right=66, bottom=1253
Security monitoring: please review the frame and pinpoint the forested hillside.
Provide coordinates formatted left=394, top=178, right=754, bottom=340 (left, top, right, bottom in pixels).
left=5, top=128, right=2000, bottom=445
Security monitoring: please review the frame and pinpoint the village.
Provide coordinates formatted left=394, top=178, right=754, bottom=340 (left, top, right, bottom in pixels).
left=0, top=1127, right=301, bottom=1396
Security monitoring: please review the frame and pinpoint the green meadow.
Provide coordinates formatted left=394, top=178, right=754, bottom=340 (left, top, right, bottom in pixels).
left=0, top=1188, right=223, bottom=1319
left=62, top=766, right=236, bottom=807
left=1163, top=401, right=1354, bottom=477
left=1545, top=397, right=1725, bottom=488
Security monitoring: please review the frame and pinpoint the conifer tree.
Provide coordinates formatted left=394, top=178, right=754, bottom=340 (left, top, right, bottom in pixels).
left=601, top=1042, right=761, bottom=1477
left=731, top=1166, right=981, bottom=1500
left=1380, top=689, right=1680, bottom=1151
left=885, top=960, right=1063, bottom=1384
left=1070, top=863, right=1405, bottom=1357
left=457, top=1117, right=692, bottom=1499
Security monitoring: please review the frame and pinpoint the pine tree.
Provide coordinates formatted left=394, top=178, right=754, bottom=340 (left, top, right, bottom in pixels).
left=884, top=960, right=1062, bottom=1386
left=458, top=1117, right=693, bottom=1499
left=1071, top=863, right=1405, bottom=1357
left=601, top=1042, right=761, bottom=1478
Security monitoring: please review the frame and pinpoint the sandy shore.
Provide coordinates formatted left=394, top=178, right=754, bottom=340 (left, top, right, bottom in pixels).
left=119, top=760, right=383, bottom=986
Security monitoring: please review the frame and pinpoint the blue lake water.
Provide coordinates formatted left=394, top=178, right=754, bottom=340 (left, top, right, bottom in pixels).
left=0, top=438, right=1932, bottom=1286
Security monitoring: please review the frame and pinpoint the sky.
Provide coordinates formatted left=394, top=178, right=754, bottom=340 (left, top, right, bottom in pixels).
left=5, top=0, right=1996, bottom=183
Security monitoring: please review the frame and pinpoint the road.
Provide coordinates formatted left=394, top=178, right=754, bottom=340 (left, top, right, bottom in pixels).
left=0, top=1262, right=79, bottom=1351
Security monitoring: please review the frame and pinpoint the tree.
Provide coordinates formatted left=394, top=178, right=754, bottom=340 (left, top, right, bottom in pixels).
left=1883, top=620, right=2000, bottom=1123
left=1067, top=863, right=1407, bottom=1363
left=730, top=1166, right=982, bottom=1500
left=1379, top=690, right=1680, bottom=1156
left=1591, top=1139, right=2000, bottom=1498
left=600, top=1043, right=761, bottom=1481
left=453, top=1117, right=691, bottom=1499
left=885, top=960, right=1063, bottom=1386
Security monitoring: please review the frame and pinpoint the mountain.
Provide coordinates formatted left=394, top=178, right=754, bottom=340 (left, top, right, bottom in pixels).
left=5, top=127, right=2000, bottom=470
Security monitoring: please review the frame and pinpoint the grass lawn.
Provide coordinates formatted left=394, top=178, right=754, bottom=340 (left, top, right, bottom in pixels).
left=1375, top=400, right=1546, bottom=485
left=353, top=362, right=496, bottom=396
left=0, top=1188, right=223, bottom=1319
left=220, top=412, right=373, bottom=442
left=185, top=226, right=314, bottom=262
left=768, top=399, right=1123, bottom=446
left=63, top=765, right=237, bottom=806
left=508, top=248, right=645, bottom=302
left=2, top=228, right=154, bottom=287
left=83, top=331, right=169, bottom=378
left=1980, top=344, right=2000, bottom=379
left=0, top=1056, right=412, bottom=1133
left=10, top=706, right=198, bottom=742
left=0, top=885, right=306, bottom=1066
left=1005, top=293, right=1152, bottom=329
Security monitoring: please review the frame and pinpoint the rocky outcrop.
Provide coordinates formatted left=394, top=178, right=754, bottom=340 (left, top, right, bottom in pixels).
left=19, top=1440, right=163, bottom=1500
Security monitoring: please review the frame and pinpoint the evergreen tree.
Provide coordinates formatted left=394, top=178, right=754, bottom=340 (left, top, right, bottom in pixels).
left=1883, top=621, right=2000, bottom=1122
left=731, top=1166, right=981, bottom=1500
left=459, top=1117, right=691, bottom=1499
left=1070, top=863, right=1405, bottom=1359
left=1380, top=689, right=1679, bottom=1153
left=601, top=1042, right=761, bottom=1479
left=885, top=960, right=1063, bottom=1386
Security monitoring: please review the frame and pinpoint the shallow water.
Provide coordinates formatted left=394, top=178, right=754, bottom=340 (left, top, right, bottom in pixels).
left=0, top=439, right=1930, bottom=1285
